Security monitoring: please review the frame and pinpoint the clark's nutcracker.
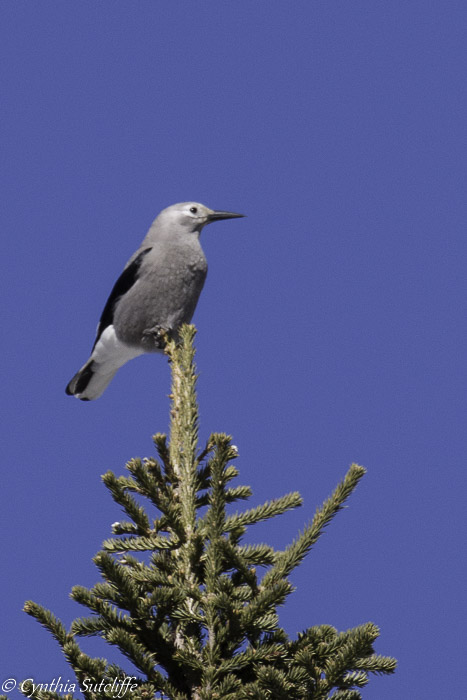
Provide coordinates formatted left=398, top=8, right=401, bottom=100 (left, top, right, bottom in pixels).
left=66, top=202, right=244, bottom=400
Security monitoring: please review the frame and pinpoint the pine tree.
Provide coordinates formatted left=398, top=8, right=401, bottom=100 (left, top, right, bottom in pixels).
left=18, top=325, right=396, bottom=700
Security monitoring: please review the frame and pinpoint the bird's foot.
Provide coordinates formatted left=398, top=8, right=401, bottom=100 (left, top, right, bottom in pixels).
left=142, top=324, right=172, bottom=349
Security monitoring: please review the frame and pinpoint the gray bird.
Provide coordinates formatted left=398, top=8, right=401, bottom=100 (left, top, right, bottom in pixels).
left=66, top=202, right=244, bottom=400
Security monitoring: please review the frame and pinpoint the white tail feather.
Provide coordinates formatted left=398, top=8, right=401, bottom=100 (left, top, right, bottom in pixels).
left=67, top=326, right=144, bottom=400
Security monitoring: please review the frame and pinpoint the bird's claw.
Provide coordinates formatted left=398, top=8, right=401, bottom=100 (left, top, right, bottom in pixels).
left=142, top=325, right=172, bottom=349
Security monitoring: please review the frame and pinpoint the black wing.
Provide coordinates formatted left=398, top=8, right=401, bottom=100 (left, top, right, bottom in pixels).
left=92, top=247, right=152, bottom=349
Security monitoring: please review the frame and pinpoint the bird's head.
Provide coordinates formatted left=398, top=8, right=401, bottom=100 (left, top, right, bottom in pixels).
left=156, top=202, right=244, bottom=235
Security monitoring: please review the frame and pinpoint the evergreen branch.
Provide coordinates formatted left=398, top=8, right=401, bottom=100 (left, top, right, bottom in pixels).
left=104, top=627, right=159, bottom=678
left=127, top=457, right=176, bottom=512
left=111, top=520, right=139, bottom=535
left=263, top=464, right=366, bottom=586
left=194, top=462, right=212, bottom=489
left=223, top=464, right=240, bottom=482
left=23, top=601, right=69, bottom=646
left=353, top=653, right=397, bottom=674
left=91, top=558, right=157, bottom=600
left=195, top=493, right=210, bottom=508
left=225, top=484, right=253, bottom=502
left=236, top=543, right=276, bottom=566
left=167, top=325, right=199, bottom=486
left=91, top=581, right=120, bottom=602
left=19, top=682, right=78, bottom=700
left=240, top=580, right=292, bottom=630
left=293, top=624, right=337, bottom=650
left=283, top=665, right=311, bottom=693
left=218, top=538, right=258, bottom=588
left=152, top=434, right=182, bottom=488
left=256, top=665, right=294, bottom=698
left=204, top=674, right=242, bottom=699
left=196, top=439, right=216, bottom=468
left=231, top=585, right=254, bottom=602
left=70, top=615, right=113, bottom=637
left=151, top=513, right=176, bottom=535
left=206, top=434, right=238, bottom=465
left=106, top=474, right=140, bottom=491
left=130, top=566, right=173, bottom=587
left=142, top=455, right=165, bottom=480
left=22, top=602, right=105, bottom=688
left=172, top=647, right=204, bottom=672
left=102, top=532, right=179, bottom=552
left=116, top=554, right=153, bottom=569
left=224, top=492, right=303, bottom=532
left=205, top=437, right=232, bottom=538
left=67, top=647, right=108, bottom=685
left=341, top=670, right=369, bottom=688
left=150, top=549, right=178, bottom=574
left=127, top=457, right=162, bottom=489
left=148, top=585, right=185, bottom=608
left=329, top=691, right=362, bottom=700
left=323, top=622, right=384, bottom=683
left=217, top=643, right=287, bottom=673
left=237, top=682, right=272, bottom=699
left=70, top=587, right=134, bottom=632
left=171, top=599, right=204, bottom=623
left=93, top=551, right=142, bottom=605
left=102, top=471, right=151, bottom=534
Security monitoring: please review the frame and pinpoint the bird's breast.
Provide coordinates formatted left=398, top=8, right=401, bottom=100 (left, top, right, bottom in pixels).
left=113, top=243, right=207, bottom=349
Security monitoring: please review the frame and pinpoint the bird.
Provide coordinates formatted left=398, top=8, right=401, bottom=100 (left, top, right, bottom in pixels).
left=66, top=201, right=244, bottom=400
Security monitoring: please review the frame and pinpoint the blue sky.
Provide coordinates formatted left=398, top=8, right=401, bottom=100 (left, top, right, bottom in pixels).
left=1, top=2, right=466, bottom=697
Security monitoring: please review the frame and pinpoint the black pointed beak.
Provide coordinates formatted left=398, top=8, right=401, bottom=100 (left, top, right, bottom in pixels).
left=207, top=210, right=245, bottom=223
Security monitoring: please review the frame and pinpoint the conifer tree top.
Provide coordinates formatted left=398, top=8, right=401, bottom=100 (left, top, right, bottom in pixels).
left=21, top=325, right=396, bottom=700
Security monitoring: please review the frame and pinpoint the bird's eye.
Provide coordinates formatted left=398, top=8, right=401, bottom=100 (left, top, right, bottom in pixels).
left=190, top=206, right=198, bottom=214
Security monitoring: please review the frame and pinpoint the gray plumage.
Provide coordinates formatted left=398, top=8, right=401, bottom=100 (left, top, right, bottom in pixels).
left=66, top=202, right=243, bottom=400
